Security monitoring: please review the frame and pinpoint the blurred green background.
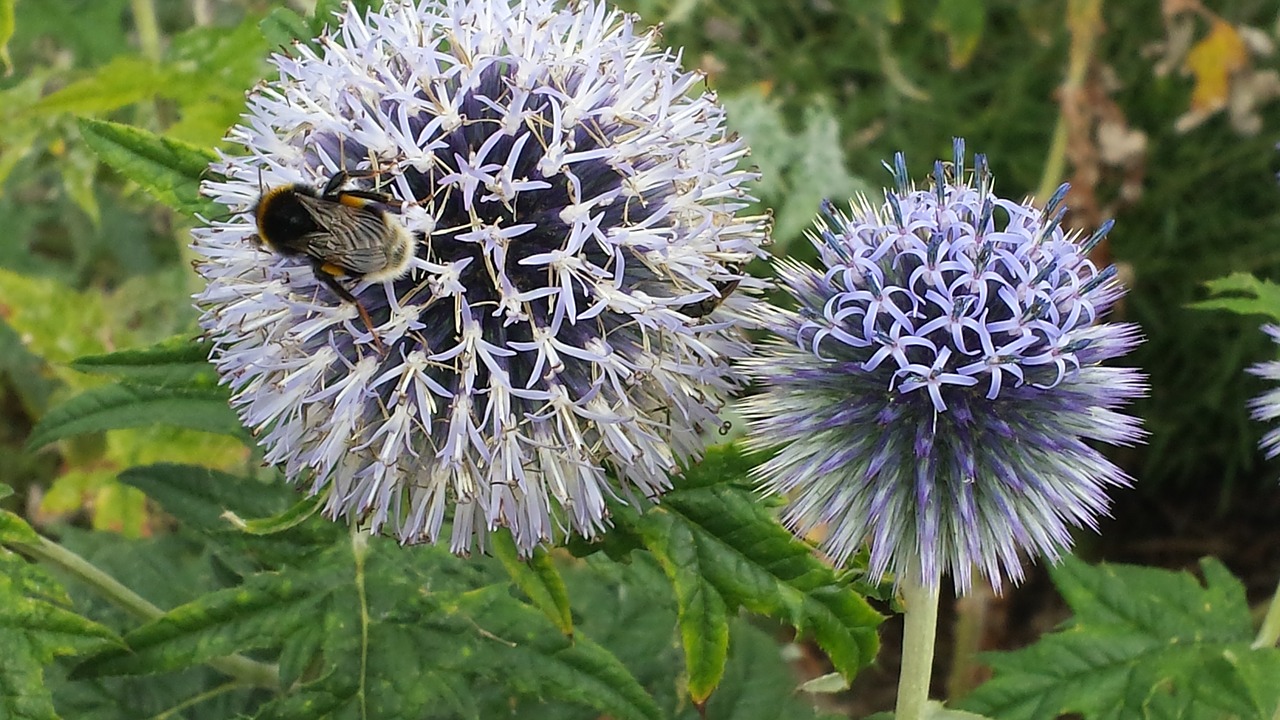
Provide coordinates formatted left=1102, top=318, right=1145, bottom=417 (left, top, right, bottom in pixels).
left=2, top=0, right=1279, bottom=539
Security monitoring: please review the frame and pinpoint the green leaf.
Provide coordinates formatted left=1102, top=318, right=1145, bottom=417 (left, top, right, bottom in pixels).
left=1192, top=272, right=1280, bottom=322
left=961, top=556, right=1280, bottom=720
left=458, top=587, right=662, bottom=720
left=931, top=0, right=985, bottom=69
left=773, top=102, right=872, bottom=245
left=120, top=464, right=295, bottom=534
left=0, top=550, right=121, bottom=720
left=234, top=495, right=324, bottom=536
left=492, top=531, right=574, bottom=637
left=71, top=336, right=215, bottom=386
left=259, top=7, right=311, bottom=50
left=72, top=570, right=331, bottom=678
left=26, top=382, right=243, bottom=451
left=609, top=444, right=881, bottom=699
left=0, top=509, right=40, bottom=544
left=28, top=56, right=173, bottom=116
left=722, top=89, right=871, bottom=250
left=640, top=516, right=729, bottom=704
left=77, top=117, right=219, bottom=217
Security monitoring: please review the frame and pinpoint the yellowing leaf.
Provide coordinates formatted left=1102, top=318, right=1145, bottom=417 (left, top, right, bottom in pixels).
left=1185, top=20, right=1248, bottom=111
left=92, top=481, right=149, bottom=537
left=931, top=0, right=985, bottom=70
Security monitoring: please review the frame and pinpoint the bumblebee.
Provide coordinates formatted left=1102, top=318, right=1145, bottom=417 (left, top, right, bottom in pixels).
left=253, top=170, right=419, bottom=350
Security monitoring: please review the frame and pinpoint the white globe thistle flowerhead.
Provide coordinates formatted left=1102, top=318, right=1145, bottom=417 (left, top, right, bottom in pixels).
left=191, top=0, right=768, bottom=555
left=1247, top=325, right=1280, bottom=464
left=742, top=139, right=1147, bottom=593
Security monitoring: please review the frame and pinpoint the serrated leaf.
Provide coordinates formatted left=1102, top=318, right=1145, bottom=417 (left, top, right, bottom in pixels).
left=459, top=587, right=662, bottom=720
left=611, top=444, right=881, bottom=699
left=492, top=531, right=574, bottom=636
left=26, top=382, right=243, bottom=451
left=0, top=551, right=121, bottom=720
left=0, top=583, right=120, bottom=645
left=71, top=337, right=215, bottom=386
left=640, top=516, right=729, bottom=703
left=119, top=464, right=295, bottom=534
left=1192, top=272, right=1280, bottom=321
left=72, top=570, right=330, bottom=678
left=961, top=556, right=1280, bottom=720
left=77, top=117, right=219, bottom=216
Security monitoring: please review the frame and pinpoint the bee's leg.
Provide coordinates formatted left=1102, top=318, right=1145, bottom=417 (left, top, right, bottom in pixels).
left=312, top=264, right=386, bottom=353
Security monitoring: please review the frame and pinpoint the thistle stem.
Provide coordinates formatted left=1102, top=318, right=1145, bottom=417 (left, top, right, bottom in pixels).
left=13, top=534, right=281, bottom=691
left=1253, top=577, right=1280, bottom=650
left=894, top=565, right=942, bottom=720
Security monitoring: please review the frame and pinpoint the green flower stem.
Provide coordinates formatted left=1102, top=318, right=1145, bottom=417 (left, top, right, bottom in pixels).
left=894, top=565, right=942, bottom=720
left=1252, top=577, right=1280, bottom=650
left=16, top=534, right=281, bottom=691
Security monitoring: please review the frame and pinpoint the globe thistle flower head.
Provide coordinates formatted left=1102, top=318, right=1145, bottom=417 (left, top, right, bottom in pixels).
left=1247, top=324, right=1280, bottom=463
left=192, top=0, right=768, bottom=555
left=743, top=139, right=1147, bottom=593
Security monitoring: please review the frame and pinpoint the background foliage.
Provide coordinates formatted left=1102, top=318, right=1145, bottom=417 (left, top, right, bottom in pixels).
left=2, top=0, right=1280, bottom=718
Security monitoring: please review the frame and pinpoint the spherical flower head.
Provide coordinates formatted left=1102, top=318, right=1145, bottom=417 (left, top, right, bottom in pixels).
left=1247, top=324, right=1280, bottom=464
left=742, top=140, right=1147, bottom=593
left=192, top=0, right=768, bottom=555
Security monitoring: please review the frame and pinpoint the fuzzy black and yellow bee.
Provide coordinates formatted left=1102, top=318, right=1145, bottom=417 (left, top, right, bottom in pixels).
left=253, top=170, right=421, bottom=351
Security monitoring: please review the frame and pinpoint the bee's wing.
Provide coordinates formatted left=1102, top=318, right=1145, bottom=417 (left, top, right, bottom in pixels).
left=294, top=194, right=392, bottom=277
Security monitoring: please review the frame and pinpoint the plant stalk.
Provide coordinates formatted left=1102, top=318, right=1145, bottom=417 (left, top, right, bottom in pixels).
left=1253, top=577, right=1280, bottom=649
left=894, top=564, right=942, bottom=720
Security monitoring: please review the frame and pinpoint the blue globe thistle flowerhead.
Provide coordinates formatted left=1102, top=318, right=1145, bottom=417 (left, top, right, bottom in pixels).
left=1247, top=325, right=1280, bottom=463
left=191, top=0, right=768, bottom=555
left=742, top=140, right=1147, bottom=592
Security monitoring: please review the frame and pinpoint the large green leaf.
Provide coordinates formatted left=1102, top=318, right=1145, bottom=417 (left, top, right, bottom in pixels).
left=70, top=569, right=331, bottom=679
left=26, top=382, right=243, bottom=451
left=0, top=550, right=121, bottom=720
left=961, top=557, right=1280, bottom=720
left=600, top=444, right=881, bottom=702
left=492, top=531, right=574, bottom=637
left=453, top=586, right=661, bottom=720
left=77, top=118, right=219, bottom=217
left=119, top=464, right=295, bottom=535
